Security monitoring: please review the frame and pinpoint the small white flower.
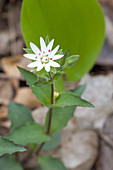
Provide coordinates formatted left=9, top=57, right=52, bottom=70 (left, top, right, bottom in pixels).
left=23, top=37, right=64, bottom=72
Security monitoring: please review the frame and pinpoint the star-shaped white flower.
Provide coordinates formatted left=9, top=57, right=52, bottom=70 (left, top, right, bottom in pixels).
left=23, top=37, right=64, bottom=72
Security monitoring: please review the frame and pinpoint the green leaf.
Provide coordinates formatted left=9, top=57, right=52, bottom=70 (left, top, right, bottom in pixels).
left=34, top=80, right=51, bottom=87
left=23, top=48, right=34, bottom=54
left=55, top=77, right=66, bottom=93
left=53, top=92, right=94, bottom=108
left=0, top=156, right=23, bottom=170
left=42, top=132, right=61, bottom=151
left=46, top=85, right=86, bottom=133
left=0, top=136, right=26, bottom=156
left=6, top=122, right=50, bottom=146
left=46, top=107, right=75, bottom=134
left=70, top=84, right=86, bottom=96
left=21, top=0, right=105, bottom=81
left=32, top=85, right=51, bottom=106
left=18, top=67, right=51, bottom=106
left=18, top=66, right=37, bottom=86
left=38, top=155, right=67, bottom=170
left=8, top=102, right=33, bottom=130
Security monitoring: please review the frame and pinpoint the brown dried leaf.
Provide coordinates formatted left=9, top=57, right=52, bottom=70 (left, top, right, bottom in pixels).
left=0, top=80, right=13, bottom=105
left=1, top=55, right=30, bottom=77
left=0, top=105, right=8, bottom=119
left=14, top=87, right=42, bottom=109
left=1, top=55, right=30, bottom=89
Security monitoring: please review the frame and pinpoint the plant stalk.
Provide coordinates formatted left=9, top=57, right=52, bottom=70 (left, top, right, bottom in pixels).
left=36, top=73, right=54, bottom=156
left=46, top=83, right=54, bottom=134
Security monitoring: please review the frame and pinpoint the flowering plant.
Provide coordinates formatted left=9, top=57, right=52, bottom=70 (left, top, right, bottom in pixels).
left=0, top=36, right=94, bottom=169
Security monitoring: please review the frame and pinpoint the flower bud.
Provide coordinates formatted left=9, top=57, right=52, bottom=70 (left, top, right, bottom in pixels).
left=54, top=91, right=59, bottom=99
left=65, top=55, right=79, bottom=67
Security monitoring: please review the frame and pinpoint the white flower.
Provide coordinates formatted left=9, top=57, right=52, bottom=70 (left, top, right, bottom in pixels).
left=23, top=37, right=64, bottom=72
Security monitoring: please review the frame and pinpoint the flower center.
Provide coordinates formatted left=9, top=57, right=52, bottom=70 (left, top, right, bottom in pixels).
left=41, top=55, right=49, bottom=64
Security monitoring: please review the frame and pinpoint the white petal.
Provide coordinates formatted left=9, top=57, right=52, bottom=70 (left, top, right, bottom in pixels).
left=45, top=64, right=50, bottom=72
left=49, top=45, right=60, bottom=57
left=30, top=42, right=40, bottom=54
left=40, top=37, right=46, bottom=52
left=52, top=54, right=64, bottom=60
left=23, top=54, right=36, bottom=60
left=47, top=39, right=54, bottom=51
left=49, top=61, right=60, bottom=67
left=36, top=64, right=44, bottom=71
left=27, top=61, right=38, bottom=68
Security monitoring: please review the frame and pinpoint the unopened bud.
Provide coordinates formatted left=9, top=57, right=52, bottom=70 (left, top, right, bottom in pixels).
left=65, top=55, right=79, bottom=67
left=54, top=91, right=59, bottom=99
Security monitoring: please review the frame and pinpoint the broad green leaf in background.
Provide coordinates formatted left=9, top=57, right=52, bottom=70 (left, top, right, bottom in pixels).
left=46, top=107, right=75, bottom=134
left=0, top=136, right=26, bottom=156
left=18, top=67, right=51, bottom=106
left=6, top=122, right=50, bottom=146
left=38, top=155, right=67, bottom=170
left=21, top=0, right=105, bottom=81
left=53, top=92, right=94, bottom=108
left=8, top=102, right=33, bottom=130
left=42, top=132, right=61, bottom=151
left=0, top=156, right=23, bottom=170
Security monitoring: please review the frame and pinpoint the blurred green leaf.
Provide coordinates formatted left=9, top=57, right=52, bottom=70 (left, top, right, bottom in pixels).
left=7, top=122, right=50, bottom=146
left=0, top=156, right=23, bottom=170
left=0, top=136, right=26, bottom=156
left=43, top=132, right=61, bottom=151
left=53, top=92, right=94, bottom=108
left=21, top=0, right=105, bottom=81
left=38, top=155, right=67, bottom=170
left=8, top=102, right=33, bottom=130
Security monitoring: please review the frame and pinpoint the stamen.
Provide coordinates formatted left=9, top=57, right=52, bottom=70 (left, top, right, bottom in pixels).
left=50, top=58, right=52, bottom=60
left=39, top=49, right=41, bottom=51
left=46, top=59, right=48, bottom=61
left=39, top=53, right=41, bottom=55
left=43, top=51, right=45, bottom=53
left=41, top=62, right=43, bottom=64
left=46, top=55, right=48, bottom=57
left=48, top=49, right=51, bottom=52
left=41, top=58, right=42, bottom=60
left=35, top=56, right=37, bottom=59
